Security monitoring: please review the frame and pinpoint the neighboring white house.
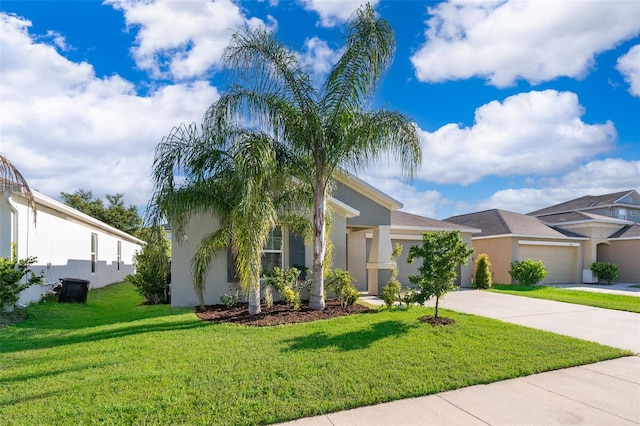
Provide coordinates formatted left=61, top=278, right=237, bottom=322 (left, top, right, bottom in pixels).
left=170, top=173, right=479, bottom=307
left=1, top=188, right=144, bottom=307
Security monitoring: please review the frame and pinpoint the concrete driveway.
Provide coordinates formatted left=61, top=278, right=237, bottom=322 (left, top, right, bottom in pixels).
left=278, top=290, right=640, bottom=425
left=423, top=289, right=640, bottom=353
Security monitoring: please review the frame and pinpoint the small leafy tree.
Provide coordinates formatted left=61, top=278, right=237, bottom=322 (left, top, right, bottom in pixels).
left=126, top=226, right=170, bottom=304
left=407, top=230, right=474, bottom=318
left=509, top=259, right=547, bottom=286
left=381, top=243, right=403, bottom=308
left=325, top=269, right=359, bottom=307
left=474, top=253, right=492, bottom=289
left=591, top=262, right=618, bottom=284
left=1, top=244, right=43, bottom=308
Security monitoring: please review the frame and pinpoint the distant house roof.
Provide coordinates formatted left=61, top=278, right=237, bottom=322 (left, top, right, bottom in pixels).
left=528, top=190, right=637, bottom=216
left=391, top=210, right=479, bottom=232
left=536, top=211, right=631, bottom=226
left=445, top=209, right=574, bottom=238
left=609, top=223, right=640, bottom=239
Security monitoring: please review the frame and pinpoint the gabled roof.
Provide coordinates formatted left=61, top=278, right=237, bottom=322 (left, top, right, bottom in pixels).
left=333, top=171, right=403, bottom=211
left=528, top=190, right=637, bottom=216
left=391, top=210, right=479, bottom=232
left=609, top=223, right=640, bottom=239
left=445, top=209, right=573, bottom=238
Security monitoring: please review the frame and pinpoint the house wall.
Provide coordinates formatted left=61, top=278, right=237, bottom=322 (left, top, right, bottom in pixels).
left=347, top=230, right=367, bottom=291
left=472, top=237, right=513, bottom=284
left=330, top=214, right=347, bottom=270
left=3, top=193, right=141, bottom=307
left=598, top=239, right=640, bottom=283
left=332, top=182, right=391, bottom=227
left=171, top=213, right=227, bottom=307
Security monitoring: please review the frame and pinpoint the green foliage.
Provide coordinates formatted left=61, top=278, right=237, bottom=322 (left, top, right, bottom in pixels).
left=381, top=280, right=400, bottom=308
left=265, top=267, right=305, bottom=309
left=398, top=287, right=418, bottom=309
left=60, top=189, right=142, bottom=234
left=474, top=253, right=492, bottom=289
left=509, top=259, right=547, bottom=286
left=0, top=244, right=43, bottom=308
left=407, top=230, right=474, bottom=318
left=325, top=269, right=359, bottom=307
left=591, top=262, right=618, bottom=284
left=220, top=287, right=242, bottom=308
left=126, top=227, right=170, bottom=304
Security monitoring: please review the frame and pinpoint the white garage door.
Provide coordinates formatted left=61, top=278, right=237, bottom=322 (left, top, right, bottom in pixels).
left=518, top=245, right=576, bottom=284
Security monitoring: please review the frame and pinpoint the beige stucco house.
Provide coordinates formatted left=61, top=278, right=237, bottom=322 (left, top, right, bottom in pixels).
left=170, top=173, right=478, bottom=307
left=445, top=190, right=640, bottom=285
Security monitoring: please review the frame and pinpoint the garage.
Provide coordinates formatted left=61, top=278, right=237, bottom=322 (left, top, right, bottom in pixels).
left=518, top=242, right=579, bottom=284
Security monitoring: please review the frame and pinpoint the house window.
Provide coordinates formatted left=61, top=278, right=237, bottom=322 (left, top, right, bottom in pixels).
left=117, top=241, right=121, bottom=271
left=91, top=233, right=98, bottom=273
left=618, top=208, right=627, bottom=220
left=262, top=227, right=283, bottom=275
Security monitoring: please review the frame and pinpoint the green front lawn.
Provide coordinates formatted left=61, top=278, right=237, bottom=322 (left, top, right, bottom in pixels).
left=1, top=283, right=629, bottom=425
left=489, top=284, right=640, bottom=313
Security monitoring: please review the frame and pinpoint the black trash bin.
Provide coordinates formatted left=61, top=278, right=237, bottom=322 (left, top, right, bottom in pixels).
left=58, top=278, right=90, bottom=303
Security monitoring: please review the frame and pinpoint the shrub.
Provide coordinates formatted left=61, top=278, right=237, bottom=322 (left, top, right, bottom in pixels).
left=220, top=287, right=242, bottom=308
left=381, top=280, right=400, bottom=308
left=591, top=262, right=618, bottom=284
left=509, top=259, right=547, bottom=286
left=398, top=286, right=418, bottom=309
left=280, top=286, right=300, bottom=309
left=264, top=267, right=304, bottom=309
left=474, top=253, right=492, bottom=289
left=0, top=244, right=43, bottom=309
left=325, top=269, right=359, bottom=307
left=126, top=226, right=170, bottom=304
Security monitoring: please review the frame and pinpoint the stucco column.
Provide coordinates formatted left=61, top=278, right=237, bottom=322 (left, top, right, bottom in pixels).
left=366, top=226, right=393, bottom=295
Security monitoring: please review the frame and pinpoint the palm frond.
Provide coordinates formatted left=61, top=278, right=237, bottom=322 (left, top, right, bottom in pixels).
left=0, top=154, right=37, bottom=223
left=191, top=228, right=232, bottom=305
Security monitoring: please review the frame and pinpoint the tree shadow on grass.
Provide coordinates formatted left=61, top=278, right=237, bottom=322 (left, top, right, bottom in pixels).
left=281, top=320, right=417, bottom=352
left=0, top=317, right=209, bottom=354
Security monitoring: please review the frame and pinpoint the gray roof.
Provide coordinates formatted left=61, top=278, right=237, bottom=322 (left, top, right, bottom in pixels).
left=528, top=190, right=636, bottom=216
left=535, top=210, right=625, bottom=224
left=391, top=210, right=477, bottom=231
left=445, top=209, right=572, bottom=238
left=609, top=223, right=640, bottom=239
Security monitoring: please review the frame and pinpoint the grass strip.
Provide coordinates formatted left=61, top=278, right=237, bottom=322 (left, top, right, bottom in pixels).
left=0, top=283, right=630, bottom=425
left=488, top=284, right=640, bottom=313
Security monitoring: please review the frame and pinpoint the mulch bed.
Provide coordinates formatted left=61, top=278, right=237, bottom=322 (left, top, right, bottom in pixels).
left=195, top=299, right=374, bottom=327
left=419, top=315, right=455, bottom=326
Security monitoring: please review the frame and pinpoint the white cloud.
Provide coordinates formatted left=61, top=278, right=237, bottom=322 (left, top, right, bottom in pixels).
left=462, top=159, right=640, bottom=215
left=617, top=44, right=640, bottom=96
left=296, top=37, right=341, bottom=82
left=411, top=0, right=640, bottom=87
left=299, top=0, right=378, bottom=27
left=0, top=12, right=218, bottom=206
left=106, top=0, right=275, bottom=79
left=406, top=90, right=615, bottom=185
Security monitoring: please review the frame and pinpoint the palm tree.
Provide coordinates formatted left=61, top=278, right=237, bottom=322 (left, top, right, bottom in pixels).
left=1, top=154, right=37, bottom=222
left=206, top=4, right=421, bottom=310
left=150, top=123, right=309, bottom=314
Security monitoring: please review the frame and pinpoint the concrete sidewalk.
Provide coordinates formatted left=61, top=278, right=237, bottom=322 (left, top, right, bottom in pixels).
left=280, top=356, right=640, bottom=426
left=278, top=291, right=640, bottom=425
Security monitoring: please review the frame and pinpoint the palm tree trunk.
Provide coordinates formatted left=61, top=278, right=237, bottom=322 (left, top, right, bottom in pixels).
left=248, top=280, right=261, bottom=315
left=309, top=184, right=326, bottom=310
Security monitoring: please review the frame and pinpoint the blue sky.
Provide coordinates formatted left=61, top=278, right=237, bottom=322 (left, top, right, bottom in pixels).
left=1, top=0, right=639, bottom=219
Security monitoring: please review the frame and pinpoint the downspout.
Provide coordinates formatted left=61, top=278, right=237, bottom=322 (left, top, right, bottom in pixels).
left=3, top=190, right=19, bottom=255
